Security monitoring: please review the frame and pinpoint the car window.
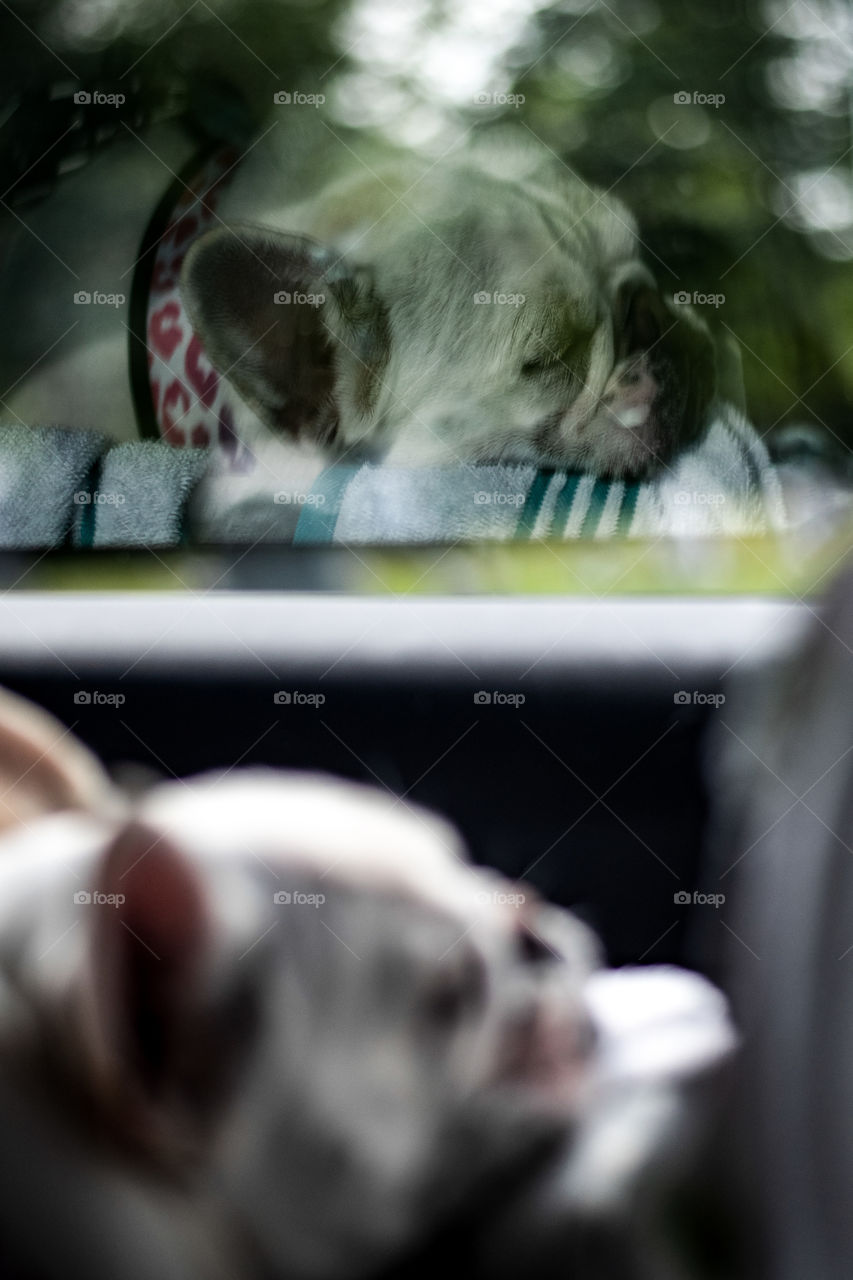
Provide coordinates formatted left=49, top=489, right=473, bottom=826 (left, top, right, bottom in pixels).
left=0, top=0, right=849, bottom=592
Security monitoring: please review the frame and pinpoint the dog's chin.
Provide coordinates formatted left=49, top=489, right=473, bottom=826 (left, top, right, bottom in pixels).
left=533, top=398, right=705, bottom=482
left=582, top=405, right=677, bottom=481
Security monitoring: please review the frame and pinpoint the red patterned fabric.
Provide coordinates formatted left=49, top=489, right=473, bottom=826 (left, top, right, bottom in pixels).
left=146, top=151, right=248, bottom=463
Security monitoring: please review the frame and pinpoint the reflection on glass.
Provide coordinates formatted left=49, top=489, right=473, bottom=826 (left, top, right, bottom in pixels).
left=0, top=0, right=850, bottom=567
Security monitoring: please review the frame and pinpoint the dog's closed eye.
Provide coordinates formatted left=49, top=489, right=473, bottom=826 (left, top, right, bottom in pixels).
left=521, top=326, right=593, bottom=379
left=521, top=353, right=560, bottom=377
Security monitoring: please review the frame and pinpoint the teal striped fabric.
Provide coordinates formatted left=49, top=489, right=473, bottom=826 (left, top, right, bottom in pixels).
left=291, top=466, right=361, bottom=544
left=514, top=470, right=552, bottom=537
left=294, top=466, right=645, bottom=544
left=273, top=407, right=783, bottom=544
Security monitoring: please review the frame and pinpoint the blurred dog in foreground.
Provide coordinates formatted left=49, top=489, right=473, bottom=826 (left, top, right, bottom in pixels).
left=0, top=689, right=733, bottom=1279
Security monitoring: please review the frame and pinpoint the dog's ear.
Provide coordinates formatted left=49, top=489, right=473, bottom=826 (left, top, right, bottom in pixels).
left=81, top=821, right=258, bottom=1162
left=0, top=687, right=113, bottom=835
left=181, top=225, right=390, bottom=447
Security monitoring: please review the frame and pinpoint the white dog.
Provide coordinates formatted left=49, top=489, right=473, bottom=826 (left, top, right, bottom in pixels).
left=0, top=688, right=733, bottom=1279
left=0, top=121, right=715, bottom=480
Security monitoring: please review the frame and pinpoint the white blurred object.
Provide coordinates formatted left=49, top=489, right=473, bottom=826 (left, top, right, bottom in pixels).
left=586, top=964, right=738, bottom=1084
left=478, top=966, right=737, bottom=1280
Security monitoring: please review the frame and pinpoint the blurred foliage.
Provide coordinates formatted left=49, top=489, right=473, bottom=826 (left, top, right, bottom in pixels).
left=0, top=0, right=348, bottom=156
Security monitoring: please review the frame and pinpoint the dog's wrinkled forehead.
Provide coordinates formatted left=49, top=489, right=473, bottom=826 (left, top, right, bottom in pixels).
left=372, top=180, right=621, bottom=315
left=137, top=769, right=481, bottom=917
left=352, top=167, right=639, bottom=400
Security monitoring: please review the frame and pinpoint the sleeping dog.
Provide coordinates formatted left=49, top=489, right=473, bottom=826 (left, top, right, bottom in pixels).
left=0, top=687, right=733, bottom=1280
left=0, top=120, right=715, bottom=479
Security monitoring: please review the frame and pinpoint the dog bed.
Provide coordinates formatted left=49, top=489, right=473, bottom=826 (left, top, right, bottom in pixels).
left=0, top=405, right=788, bottom=548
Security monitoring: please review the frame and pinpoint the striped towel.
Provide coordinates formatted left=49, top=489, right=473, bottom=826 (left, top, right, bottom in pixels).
left=193, top=402, right=786, bottom=544
left=0, top=425, right=106, bottom=548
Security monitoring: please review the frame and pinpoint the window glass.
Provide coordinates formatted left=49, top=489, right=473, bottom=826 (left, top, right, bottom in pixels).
left=0, top=0, right=848, bottom=592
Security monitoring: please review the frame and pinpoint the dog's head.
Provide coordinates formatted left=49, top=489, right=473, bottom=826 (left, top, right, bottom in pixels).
left=43, top=772, right=598, bottom=1278
left=0, top=694, right=735, bottom=1280
left=181, top=145, right=715, bottom=479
